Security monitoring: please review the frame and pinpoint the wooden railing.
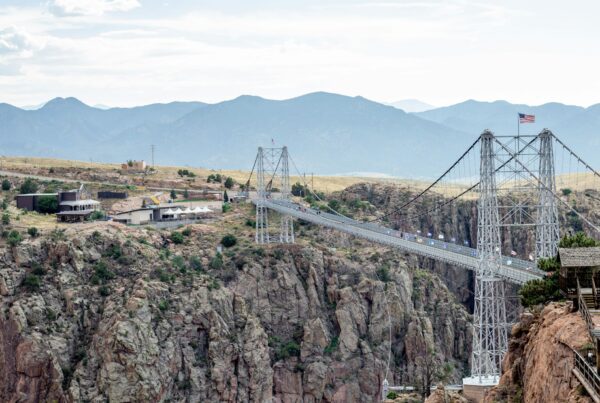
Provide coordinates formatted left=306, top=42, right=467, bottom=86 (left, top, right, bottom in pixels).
left=566, top=342, right=600, bottom=402
left=578, top=279, right=596, bottom=340
left=594, top=277, right=599, bottom=309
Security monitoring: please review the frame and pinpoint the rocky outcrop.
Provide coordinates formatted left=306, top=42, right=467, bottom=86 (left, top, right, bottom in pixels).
left=484, top=302, right=593, bottom=403
left=0, top=219, right=472, bottom=402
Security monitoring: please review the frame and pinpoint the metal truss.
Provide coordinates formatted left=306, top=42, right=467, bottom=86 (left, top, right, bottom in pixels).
left=254, top=146, right=295, bottom=244
left=470, top=130, right=508, bottom=383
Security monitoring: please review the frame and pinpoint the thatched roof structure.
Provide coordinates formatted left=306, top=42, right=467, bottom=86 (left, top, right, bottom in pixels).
left=559, top=247, right=600, bottom=268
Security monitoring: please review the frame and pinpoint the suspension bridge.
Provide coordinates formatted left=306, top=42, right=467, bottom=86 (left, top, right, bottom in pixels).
left=241, top=129, right=600, bottom=400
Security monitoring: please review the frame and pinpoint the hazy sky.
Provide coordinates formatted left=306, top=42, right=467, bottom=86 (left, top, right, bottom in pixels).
left=1, top=0, right=599, bottom=107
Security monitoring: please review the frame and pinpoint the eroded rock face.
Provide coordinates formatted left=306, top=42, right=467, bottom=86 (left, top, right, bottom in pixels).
left=484, top=302, right=593, bottom=403
left=0, top=224, right=471, bottom=402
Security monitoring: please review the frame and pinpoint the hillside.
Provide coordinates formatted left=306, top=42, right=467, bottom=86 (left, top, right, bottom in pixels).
left=415, top=100, right=600, bottom=164
left=0, top=201, right=471, bottom=402
left=3, top=94, right=600, bottom=179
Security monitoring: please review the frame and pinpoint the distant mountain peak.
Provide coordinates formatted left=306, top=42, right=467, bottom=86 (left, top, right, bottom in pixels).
left=42, top=97, right=90, bottom=110
left=388, top=99, right=435, bottom=113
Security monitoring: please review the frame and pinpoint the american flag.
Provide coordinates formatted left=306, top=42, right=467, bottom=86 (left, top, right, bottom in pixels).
left=519, top=113, right=535, bottom=123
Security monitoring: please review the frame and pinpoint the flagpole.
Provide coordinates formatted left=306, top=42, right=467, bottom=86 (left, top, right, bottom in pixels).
left=517, top=113, right=520, bottom=137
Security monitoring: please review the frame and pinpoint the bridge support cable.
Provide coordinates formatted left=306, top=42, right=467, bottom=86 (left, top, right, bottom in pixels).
left=536, top=130, right=560, bottom=259
left=467, top=130, right=508, bottom=385
left=254, top=146, right=295, bottom=244
left=494, top=137, right=600, bottom=235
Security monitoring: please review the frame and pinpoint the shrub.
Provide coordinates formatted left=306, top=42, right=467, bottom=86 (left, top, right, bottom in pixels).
left=1, top=179, right=10, bottom=191
left=170, top=189, right=177, bottom=200
left=245, top=218, right=256, bottom=227
left=22, top=274, right=40, bottom=290
left=182, top=227, right=192, bottom=237
left=324, top=336, right=339, bottom=355
left=222, top=203, right=231, bottom=213
left=562, top=188, right=572, bottom=196
left=221, top=234, right=237, bottom=248
left=209, top=253, right=223, bottom=270
left=99, top=285, right=111, bottom=297
left=559, top=232, right=598, bottom=248
left=276, top=341, right=301, bottom=360
left=94, top=261, right=115, bottom=282
left=519, top=275, right=560, bottom=308
left=27, top=227, right=39, bottom=237
left=183, top=189, right=189, bottom=199
left=376, top=265, right=391, bottom=283
left=37, top=195, right=58, bottom=214
left=190, top=256, right=203, bottom=272
left=19, top=178, right=38, bottom=194
left=387, top=392, right=399, bottom=400
left=7, top=230, right=22, bottom=247
left=171, top=231, right=184, bottom=244
left=88, top=211, right=105, bottom=221
left=158, top=299, right=170, bottom=312
left=224, top=177, right=234, bottom=189
left=2, top=213, right=9, bottom=225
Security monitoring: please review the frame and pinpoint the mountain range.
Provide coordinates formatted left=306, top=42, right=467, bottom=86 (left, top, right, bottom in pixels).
left=1, top=93, right=599, bottom=178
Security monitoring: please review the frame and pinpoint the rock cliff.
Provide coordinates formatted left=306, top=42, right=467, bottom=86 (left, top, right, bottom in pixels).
left=0, top=211, right=472, bottom=402
left=484, top=302, right=593, bottom=403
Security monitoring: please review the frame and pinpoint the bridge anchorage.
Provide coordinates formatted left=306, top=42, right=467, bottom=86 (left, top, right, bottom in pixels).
left=246, top=128, right=600, bottom=400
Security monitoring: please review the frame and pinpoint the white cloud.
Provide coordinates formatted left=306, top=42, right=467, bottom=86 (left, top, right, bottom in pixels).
left=48, top=0, right=140, bottom=17
left=0, top=26, right=34, bottom=55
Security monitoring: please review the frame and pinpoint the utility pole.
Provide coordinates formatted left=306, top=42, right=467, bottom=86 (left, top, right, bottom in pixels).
left=151, top=144, right=155, bottom=168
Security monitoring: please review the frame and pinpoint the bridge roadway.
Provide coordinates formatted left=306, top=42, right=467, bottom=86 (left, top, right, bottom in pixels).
left=254, top=198, right=546, bottom=285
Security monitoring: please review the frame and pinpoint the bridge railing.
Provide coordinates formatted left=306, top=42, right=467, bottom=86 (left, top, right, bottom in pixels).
left=258, top=199, right=545, bottom=284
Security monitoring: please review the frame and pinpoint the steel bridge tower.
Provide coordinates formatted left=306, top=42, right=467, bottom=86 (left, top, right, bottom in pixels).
left=464, top=131, right=508, bottom=391
left=536, top=129, right=560, bottom=259
left=255, top=146, right=294, bottom=244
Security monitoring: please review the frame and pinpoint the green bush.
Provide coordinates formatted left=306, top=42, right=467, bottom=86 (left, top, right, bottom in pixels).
left=158, top=299, right=170, bottom=311
left=276, top=341, right=301, bottom=360
left=519, top=275, right=561, bottom=308
left=99, top=285, right=111, bottom=297
left=170, top=231, right=184, bottom=244
left=27, top=227, right=39, bottom=237
left=221, top=234, right=237, bottom=248
left=182, top=227, right=192, bottom=237
left=324, top=336, right=339, bottom=355
left=23, top=274, right=40, bottom=290
left=7, top=230, right=22, bottom=247
left=387, top=391, right=399, bottom=400
left=1, top=179, right=11, bottom=191
left=559, top=232, right=598, bottom=248
left=376, top=265, right=391, bottom=283
left=190, top=256, right=203, bottom=272
left=562, top=188, right=572, bottom=196
left=37, top=195, right=58, bottom=214
left=245, top=218, right=256, bottom=227
left=224, top=177, right=234, bottom=189
left=170, top=189, right=177, bottom=200
left=222, top=203, right=231, bottom=213
left=19, top=178, right=38, bottom=194
left=209, top=253, right=223, bottom=270
left=88, top=211, right=105, bottom=221
left=94, top=261, right=115, bottom=282
left=2, top=213, right=9, bottom=225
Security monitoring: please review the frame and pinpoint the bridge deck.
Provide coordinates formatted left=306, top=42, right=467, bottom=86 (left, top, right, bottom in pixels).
left=254, top=198, right=546, bottom=285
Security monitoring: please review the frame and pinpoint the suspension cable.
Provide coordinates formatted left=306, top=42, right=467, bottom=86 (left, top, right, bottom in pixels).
left=494, top=138, right=600, bottom=234
left=552, top=133, right=600, bottom=180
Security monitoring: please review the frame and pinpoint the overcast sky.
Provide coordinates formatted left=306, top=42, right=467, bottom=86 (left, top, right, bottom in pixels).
left=1, top=0, right=599, bottom=108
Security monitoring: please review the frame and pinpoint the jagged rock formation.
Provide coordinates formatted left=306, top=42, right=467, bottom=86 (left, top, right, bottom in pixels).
left=0, top=218, right=472, bottom=402
left=484, top=302, right=593, bottom=403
